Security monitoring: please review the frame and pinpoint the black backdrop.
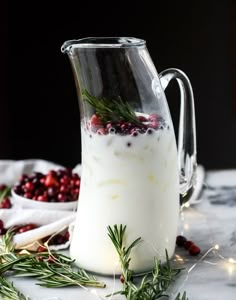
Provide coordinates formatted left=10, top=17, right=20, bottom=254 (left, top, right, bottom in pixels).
left=2, top=1, right=236, bottom=169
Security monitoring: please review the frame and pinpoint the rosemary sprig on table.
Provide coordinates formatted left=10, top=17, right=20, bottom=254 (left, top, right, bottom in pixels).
left=0, top=230, right=105, bottom=290
left=107, top=224, right=188, bottom=300
left=82, top=89, right=142, bottom=125
left=0, top=275, right=29, bottom=300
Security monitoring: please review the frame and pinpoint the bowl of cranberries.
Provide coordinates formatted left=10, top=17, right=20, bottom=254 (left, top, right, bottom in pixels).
left=11, top=168, right=80, bottom=210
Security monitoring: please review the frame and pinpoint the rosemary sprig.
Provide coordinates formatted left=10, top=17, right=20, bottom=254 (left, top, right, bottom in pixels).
left=0, top=229, right=105, bottom=289
left=107, top=224, right=141, bottom=283
left=0, top=275, right=29, bottom=300
left=82, top=90, right=142, bottom=125
left=107, top=225, right=188, bottom=300
left=0, top=252, right=105, bottom=288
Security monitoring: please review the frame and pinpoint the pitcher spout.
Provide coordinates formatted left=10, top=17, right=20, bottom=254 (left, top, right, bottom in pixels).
left=61, top=37, right=146, bottom=53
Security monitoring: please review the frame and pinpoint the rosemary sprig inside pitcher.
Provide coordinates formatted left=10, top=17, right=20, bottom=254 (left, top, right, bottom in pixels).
left=107, top=225, right=188, bottom=300
left=0, top=230, right=105, bottom=289
left=82, top=89, right=142, bottom=125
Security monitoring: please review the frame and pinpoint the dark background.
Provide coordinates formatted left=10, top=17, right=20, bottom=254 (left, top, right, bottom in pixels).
left=2, top=1, right=236, bottom=169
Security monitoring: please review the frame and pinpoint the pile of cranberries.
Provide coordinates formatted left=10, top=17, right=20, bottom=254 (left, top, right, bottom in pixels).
left=13, top=168, right=80, bottom=203
left=87, top=113, right=167, bottom=136
left=176, top=235, right=201, bottom=256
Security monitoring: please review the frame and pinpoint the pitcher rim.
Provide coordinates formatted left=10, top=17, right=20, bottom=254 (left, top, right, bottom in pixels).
left=61, top=37, right=146, bottom=52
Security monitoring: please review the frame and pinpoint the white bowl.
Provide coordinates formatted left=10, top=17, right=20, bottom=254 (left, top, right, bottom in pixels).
left=11, top=189, right=78, bottom=211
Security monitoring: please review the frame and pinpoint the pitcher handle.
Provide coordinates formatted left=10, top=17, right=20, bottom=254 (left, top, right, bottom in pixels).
left=159, top=68, right=197, bottom=205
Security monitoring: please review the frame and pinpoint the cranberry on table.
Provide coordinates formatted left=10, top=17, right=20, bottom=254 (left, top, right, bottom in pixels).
left=184, top=240, right=194, bottom=250
left=176, top=234, right=201, bottom=256
left=0, top=197, right=12, bottom=209
left=189, top=244, right=201, bottom=256
left=176, top=235, right=187, bottom=247
left=17, top=223, right=38, bottom=233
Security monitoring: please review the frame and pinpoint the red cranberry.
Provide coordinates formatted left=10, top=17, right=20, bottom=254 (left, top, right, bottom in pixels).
left=24, top=192, right=33, bottom=199
left=184, top=240, right=194, bottom=250
left=40, top=177, right=45, bottom=184
left=59, top=185, right=68, bottom=193
left=60, top=175, right=70, bottom=185
left=72, top=173, right=79, bottom=179
left=13, top=184, right=23, bottom=195
left=0, top=227, right=6, bottom=235
left=176, top=235, right=187, bottom=247
left=44, top=174, right=59, bottom=187
left=75, top=179, right=80, bottom=187
left=37, top=256, right=45, bottom=262
left=37, top=195, right=47, bottom=202
left=17, top=223, right=37, bottom=233
left=120, top=275, right=125, bottom=283
left=149, top=120, right=159, bottom=129
left=20, top=174, right=29, bottom=183
left=64, top=231, right=70, bottom=241
left=57, top=193, right=66, bottom=202
left=48, top=234, right=66, bottom=245
left=0, top=220, right=4, bottom=229
left=70, top=179, right=76, bottom=187
left=90, top=114, right=102, bottom=127
left=97, top=128, right=107, bottom=135
left=0, top=197, right=11, bottom=209
left=138, top=115, right=147, bottom=122
left=33, top=188, right=43, bottom=197
left=189, top=244, right=201, bottom=256
left=48, top=170, right=57, bottom=177
left=148, top=113, right=159, bottom=121
left=47, top=186, right=58, bottom=197
left=70, top=189, right=79, bottom=200
left=0, top=184, right=7, bottom=191
left=47, top=255, right=55, bottom=263
left=37, top=245, right=47, bottom=252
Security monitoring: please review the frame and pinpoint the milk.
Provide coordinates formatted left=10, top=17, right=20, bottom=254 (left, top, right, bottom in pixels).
left=70, top=123, right=179, bottom=275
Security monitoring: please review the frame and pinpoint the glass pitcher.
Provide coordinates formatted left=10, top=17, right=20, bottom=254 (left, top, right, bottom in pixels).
left=61, top=37, right=197, bottom=275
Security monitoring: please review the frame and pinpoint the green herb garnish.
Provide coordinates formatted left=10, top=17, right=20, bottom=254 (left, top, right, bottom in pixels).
left=0, top=229, right=105, bottom=300
left=82, top=90, right=142, bottom=125
left=0, top=275, right=29, bottom=300
left=107, top=224, right=188, bottom=300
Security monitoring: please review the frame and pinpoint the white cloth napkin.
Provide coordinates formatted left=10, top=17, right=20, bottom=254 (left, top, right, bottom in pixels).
left=0, top=208, right=76, bottom=250
left=0, top=159, right=78, bottom=250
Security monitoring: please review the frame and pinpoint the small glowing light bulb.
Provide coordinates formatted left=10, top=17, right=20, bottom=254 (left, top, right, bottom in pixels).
left=184, top=202, right=190, bottom=208
left=114, top=260, right=119, bottom=267
left=183, top=223, right=189, bottom=230
left=91, top=289, right=98, bottom=295
left=214, top=244, right=220, bottom=250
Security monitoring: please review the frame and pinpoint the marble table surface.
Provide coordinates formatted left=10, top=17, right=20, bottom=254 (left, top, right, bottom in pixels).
left=6, top=169, right=236, bottom=300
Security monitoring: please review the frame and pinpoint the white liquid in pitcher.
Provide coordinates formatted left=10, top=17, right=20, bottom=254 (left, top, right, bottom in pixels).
left=70, top=121, right=179, bottom=275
